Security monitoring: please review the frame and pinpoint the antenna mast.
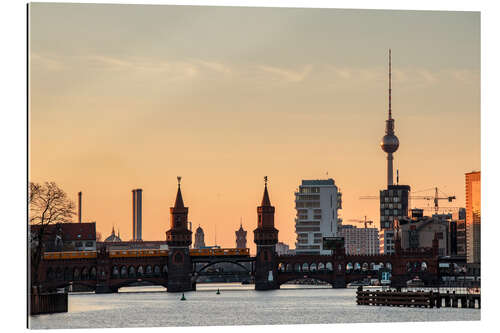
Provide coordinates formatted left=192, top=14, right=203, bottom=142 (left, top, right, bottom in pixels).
left=389, top=48, right=392, bottom=120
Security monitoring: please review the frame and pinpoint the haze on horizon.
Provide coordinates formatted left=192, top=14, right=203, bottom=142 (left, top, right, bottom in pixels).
left=29, top=4, right=480, bottom=250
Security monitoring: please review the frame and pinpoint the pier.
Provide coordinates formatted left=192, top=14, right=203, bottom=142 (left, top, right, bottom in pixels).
left=356, top=286, right=480, bottom=309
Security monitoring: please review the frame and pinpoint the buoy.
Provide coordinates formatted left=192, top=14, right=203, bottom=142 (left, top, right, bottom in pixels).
left=216, top=288, right=220, bottom=295
left=180, top=293, right=186, bottom=301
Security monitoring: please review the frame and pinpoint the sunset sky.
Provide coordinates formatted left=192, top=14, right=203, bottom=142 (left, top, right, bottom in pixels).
left=29, top=3, right=480, bottom=251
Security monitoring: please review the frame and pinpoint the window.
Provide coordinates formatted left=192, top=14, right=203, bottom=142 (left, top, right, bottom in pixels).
left=85, top=241, right=94, bottom=247
left=75, top=241, right=83, bottom=247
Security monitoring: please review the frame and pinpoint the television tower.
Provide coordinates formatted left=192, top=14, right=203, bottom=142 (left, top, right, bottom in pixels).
left=380, top=49, right=399, bottom=187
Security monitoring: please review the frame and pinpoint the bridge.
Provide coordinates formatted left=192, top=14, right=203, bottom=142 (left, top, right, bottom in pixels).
left=36, top=180, right=440, bottom=293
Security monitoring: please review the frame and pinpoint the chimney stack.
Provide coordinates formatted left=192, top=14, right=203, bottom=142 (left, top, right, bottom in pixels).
left=136, top=189, right=142, bottom=241
left=132, top=189, right=136, bottom=241
left=78, top=191, right=82, bottom=223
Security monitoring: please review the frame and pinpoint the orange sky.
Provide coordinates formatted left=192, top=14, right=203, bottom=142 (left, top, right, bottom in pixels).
left=29, top=4, right=480, bottom=252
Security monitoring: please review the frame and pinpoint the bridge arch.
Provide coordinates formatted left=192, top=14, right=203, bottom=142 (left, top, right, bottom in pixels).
left=154, top=265, right=161, bottom=277
left=195, top=260, right=251, bottom=274
left=73, top=268, right=80, bottom=281
left=421, top=261, right=428, bottom=271
left=120, top=266, right=128, bottom=278
left=354, top=262, right=361, bottom=271
left=362, top=262, right=369, bottom=272
left=346, top=262, right=353, bottom=272
left=81, top=267, right=89, bottom=280
left=112, top=266, right=119, bottom=279
left=129, top=266, right=136, bottom=278
left=144, top=265, right=152, bottom=276
left=326, top=262, right=333, bottom=271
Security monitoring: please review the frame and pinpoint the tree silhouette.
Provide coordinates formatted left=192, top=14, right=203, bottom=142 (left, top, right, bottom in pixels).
left=29, top=181, right=75, bottom=291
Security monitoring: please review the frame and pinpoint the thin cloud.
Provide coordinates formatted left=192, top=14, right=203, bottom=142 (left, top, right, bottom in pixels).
left=192, top=60, right=232, bottom=75
left=258, top=64, right=313, bottom=83
left=30, top=53, right=67, bottom=71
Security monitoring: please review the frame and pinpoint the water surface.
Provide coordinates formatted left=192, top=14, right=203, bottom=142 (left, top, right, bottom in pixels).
left=29, top=283, right=480, bottom=329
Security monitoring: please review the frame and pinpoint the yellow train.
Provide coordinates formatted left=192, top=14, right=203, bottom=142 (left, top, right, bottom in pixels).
left=189, top=248, right=250, bottom=257
left=43, top=248, right=250, bottom=260
left=43, top=251, right=97, bottom=260
left=109, top=249, right=168, bottom=258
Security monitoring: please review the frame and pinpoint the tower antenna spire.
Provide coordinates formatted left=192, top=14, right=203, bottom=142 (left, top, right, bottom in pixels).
left=381, top=49, right=399, bottom=187
left=389, top=48, right=392, bottom=120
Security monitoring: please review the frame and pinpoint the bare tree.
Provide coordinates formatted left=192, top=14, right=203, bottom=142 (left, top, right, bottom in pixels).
left=29, top=181, right=76, bottom=291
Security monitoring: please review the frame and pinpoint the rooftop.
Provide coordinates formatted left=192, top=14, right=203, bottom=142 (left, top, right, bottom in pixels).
left=301, top=179, right=335, bottom=186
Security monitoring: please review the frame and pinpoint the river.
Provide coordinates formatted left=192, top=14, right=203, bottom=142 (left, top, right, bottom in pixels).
left=29, top=283, right=480, bottom=329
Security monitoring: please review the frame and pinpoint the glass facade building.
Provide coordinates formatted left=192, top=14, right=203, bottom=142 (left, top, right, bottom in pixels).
left=465, top=171, right=480, bottom=264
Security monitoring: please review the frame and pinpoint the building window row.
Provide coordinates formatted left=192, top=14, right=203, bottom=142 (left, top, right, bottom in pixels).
left=296, top=227, right=321, bottom=232
left=296, top=194, right=321, bottom=201
left=296, top=202, right=321, bottom=208
left=295, top=221, right=320, bottom=226
left=299, top=187, right=320, bottom=194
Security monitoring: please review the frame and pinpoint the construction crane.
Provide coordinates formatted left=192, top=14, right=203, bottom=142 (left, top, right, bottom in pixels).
left=360, top=187, right=456, bottom=215
left=409, top=187, right=456, bottom=214
left=347, top=216, right=374, bottom=229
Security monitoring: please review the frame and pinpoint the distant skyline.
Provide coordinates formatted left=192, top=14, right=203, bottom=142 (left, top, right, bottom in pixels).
left=29, top=4, right=480, bottom=249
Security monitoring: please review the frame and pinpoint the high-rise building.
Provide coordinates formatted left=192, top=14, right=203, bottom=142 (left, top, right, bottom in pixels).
left=465, top=171, right=480, bottom=264
left=235, top=222, right=247, bottom=249
left=339, top=225, right=379, bottom=255
left=453, top=208, right=467, bottom=257
left=379, top=184, right=410, bottom=254
left=294, top=178, right=342, bottom=255
left=379, top=185, right=411, bottom=230
left=194, top=225, right=205, bottom=249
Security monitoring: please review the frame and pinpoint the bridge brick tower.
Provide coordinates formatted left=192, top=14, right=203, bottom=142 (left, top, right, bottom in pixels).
left=166, top=177, right=194, bottom=292
left=253, top=177, right=279, bottom=290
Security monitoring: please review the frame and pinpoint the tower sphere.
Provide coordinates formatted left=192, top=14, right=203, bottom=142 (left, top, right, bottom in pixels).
left=381, top=134, right=399, bottom=153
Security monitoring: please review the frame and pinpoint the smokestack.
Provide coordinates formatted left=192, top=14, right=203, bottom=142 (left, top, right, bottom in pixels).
left=132, top=189, right=136, bottom=241
left=78, top=192, right=82, bottom=223
left=137, top=189, right=142, bottom=241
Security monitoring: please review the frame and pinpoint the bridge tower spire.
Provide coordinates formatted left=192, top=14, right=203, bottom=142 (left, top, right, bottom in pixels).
left=165, top=176, right=194, bottom=292
left=253, top=176, right=279, bottom=290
